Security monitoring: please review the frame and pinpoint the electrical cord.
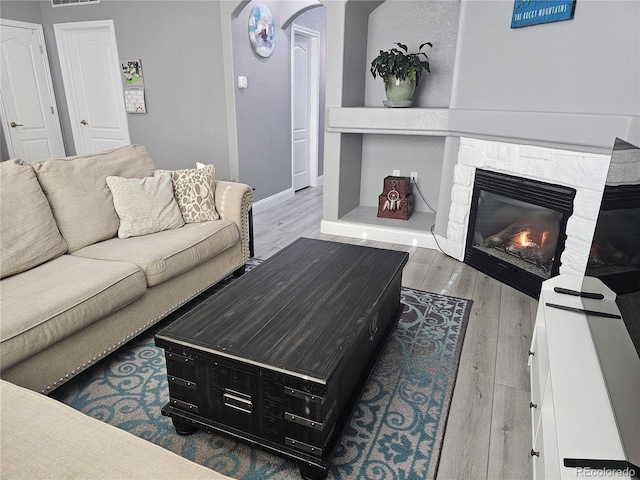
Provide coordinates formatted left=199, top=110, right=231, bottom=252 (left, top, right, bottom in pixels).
left=413, top=181, right=437, bottom=214
left=411, top=180, right=446, bottom=254
left=430, top=224, right=446, bottom=254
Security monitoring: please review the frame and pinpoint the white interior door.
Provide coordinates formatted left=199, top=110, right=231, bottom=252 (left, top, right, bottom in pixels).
left=291, top=26, right=320, bottom=191
left=0, top=20, right=65, bottom=161
left=54, top=20, right=130, bottom=155
left=293, top=33, right=310, bottom=191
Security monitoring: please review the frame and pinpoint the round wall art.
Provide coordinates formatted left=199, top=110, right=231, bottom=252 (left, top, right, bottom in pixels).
left=248, top=4, right=276, bottom=57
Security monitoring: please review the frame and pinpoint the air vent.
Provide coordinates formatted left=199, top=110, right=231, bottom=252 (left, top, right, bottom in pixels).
left=52, top=0, right=99, bottom=7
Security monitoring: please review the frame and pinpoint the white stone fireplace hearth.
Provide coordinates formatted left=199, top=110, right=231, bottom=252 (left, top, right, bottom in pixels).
left=445, top=137, right=613, bottom=277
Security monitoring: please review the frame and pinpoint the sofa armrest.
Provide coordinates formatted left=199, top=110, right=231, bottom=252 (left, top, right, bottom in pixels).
left=214, top=181, right=253, bottom=263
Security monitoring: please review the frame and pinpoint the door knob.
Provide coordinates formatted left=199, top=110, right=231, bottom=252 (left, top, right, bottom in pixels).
left=80, top=120, right=88, bottom=125
left=10, top=122, right=23, bottom=128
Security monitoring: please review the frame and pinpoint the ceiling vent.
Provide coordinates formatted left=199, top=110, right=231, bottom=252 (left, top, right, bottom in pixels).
left=52, top=0, right=100, bottom=7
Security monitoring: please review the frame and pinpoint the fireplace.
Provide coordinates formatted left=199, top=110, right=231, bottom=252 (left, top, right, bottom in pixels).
left=586, top=184, right=640, bottom=294
left=464, top=170, right=576, bottom=298
left=446, top=137, right=638, bottom=298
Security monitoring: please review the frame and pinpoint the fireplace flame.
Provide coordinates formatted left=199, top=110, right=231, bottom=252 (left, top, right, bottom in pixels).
left=515, top=231, right=549, bottom=247
left=518, top=232, right=529, bottom=247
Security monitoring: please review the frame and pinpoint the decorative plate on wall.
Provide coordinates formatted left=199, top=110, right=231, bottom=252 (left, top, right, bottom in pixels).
left=248, top=4, right=276, bottom=57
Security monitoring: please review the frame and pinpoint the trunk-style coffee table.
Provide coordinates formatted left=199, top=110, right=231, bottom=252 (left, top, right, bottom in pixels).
left=155, top=238, right=409, bottom=479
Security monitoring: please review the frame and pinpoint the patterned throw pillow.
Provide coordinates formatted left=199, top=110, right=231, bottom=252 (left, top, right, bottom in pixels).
left=169, top=164, right=219, bottom=223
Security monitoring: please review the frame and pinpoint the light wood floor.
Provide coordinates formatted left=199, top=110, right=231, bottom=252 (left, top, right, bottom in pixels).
left=253, top=186, right=537, bottom=480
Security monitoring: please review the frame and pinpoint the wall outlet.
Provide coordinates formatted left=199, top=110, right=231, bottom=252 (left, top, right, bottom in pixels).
left=392, top=169, right=400, bottom=176
left=410, top=172, right=418, bottom=183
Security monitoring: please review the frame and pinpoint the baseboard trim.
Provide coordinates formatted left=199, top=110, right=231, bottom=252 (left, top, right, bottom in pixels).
left=252, top=188, right=295, bottom=214
left=311, top=175, right=324, bottom=188
left=320, top=219, right=440, bottom=250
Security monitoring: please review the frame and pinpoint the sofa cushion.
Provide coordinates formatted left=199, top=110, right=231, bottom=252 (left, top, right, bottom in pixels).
left=32, top=145, right=155, bottom=252
left=0, top=255, right=146, bottom=370
left=107, top=172, right=185, bottom=238
left=164, top=164, right=220, bottom=223
left=72, top=220, right=240, bottom=287
left=0, top=380, right=231, bottom=480
left=0, top=159, right=68, bottom=278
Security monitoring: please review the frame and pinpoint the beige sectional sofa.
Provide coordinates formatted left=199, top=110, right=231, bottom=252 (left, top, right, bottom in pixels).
left=0, top=379, right=233, bottom=479
left=0, top=145, right=253, bottom=394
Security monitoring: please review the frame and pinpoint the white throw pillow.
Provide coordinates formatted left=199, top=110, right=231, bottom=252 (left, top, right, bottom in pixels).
left=106, top=172, right=185, bottom=239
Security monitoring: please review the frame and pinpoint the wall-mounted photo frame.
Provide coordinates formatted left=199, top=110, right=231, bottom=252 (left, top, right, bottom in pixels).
left=511, top=0, right=576, bottom=28
left=248, top=4, right=276, bottom=57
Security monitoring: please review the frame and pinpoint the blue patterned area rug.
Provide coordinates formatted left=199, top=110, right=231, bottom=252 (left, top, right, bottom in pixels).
left=52, top=260, right=472, bottom=480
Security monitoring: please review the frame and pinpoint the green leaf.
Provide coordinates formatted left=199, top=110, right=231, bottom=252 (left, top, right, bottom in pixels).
left=370, top=41, right=434, bottom=81
left=395, top=42, right=408, bottom=52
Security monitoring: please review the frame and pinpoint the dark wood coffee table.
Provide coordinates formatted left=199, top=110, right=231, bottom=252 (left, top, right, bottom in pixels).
left=155, top=238, right=409, bottom=479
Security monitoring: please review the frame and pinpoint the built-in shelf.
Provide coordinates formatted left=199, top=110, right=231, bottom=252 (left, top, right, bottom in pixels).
left=320, top=206, right=439, bottom=249
left=322, top=107, right=449, bottom=247
left=327, top=107, right=449, bottom=136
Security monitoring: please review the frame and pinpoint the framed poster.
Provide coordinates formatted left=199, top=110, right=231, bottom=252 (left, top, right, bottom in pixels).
left=248, top=4, right=275, bottom=57
left=511, top=0, right=576, bottom=28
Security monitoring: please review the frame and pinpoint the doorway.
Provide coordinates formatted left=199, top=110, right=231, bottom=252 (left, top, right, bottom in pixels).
left=54, top=20, right=130, bottom=155
left=291, top=25, right=320, bottom=191
left=0, top=19, right=65, bottom=161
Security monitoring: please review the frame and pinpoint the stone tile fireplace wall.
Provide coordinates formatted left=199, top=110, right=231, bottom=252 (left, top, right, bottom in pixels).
left=446, top=138, right=611, bottom=276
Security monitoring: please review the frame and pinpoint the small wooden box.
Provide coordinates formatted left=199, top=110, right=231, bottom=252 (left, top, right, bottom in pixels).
left=383, top=176, right=412, bottom=197
left=377, top=192, right=415, bottom=220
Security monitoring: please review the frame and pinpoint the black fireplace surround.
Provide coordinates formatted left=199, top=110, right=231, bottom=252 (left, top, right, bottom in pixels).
left=464, top=170, right=576, bottom=298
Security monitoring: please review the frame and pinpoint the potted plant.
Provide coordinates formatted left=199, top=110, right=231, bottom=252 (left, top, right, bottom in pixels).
left=370, top=41, right=433, bottom=107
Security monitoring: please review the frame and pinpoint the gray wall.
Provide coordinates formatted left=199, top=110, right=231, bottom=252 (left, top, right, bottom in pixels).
left=449, top=0, right=640, bottom=150
left=365, top=0, right=459, bottom=109
left=2, top=0, right=232, bottom=177
left=360, top=0, right=460, bottom=213
left=0, top=0, right=42, bottom=22
left=433, top=0, right=640, bottom=235
left=232, top=1, right=326, bottom=201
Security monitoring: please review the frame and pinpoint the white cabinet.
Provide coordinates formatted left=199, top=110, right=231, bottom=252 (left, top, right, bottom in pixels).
left=529, top=275, right=639, bottom=479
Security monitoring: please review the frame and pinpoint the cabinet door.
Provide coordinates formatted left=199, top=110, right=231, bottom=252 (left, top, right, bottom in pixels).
left=540, top=374, right=561, bottom=479
left=530, top=325, right=550, bottom=434
left=532, top=417, right=546, bottom=480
